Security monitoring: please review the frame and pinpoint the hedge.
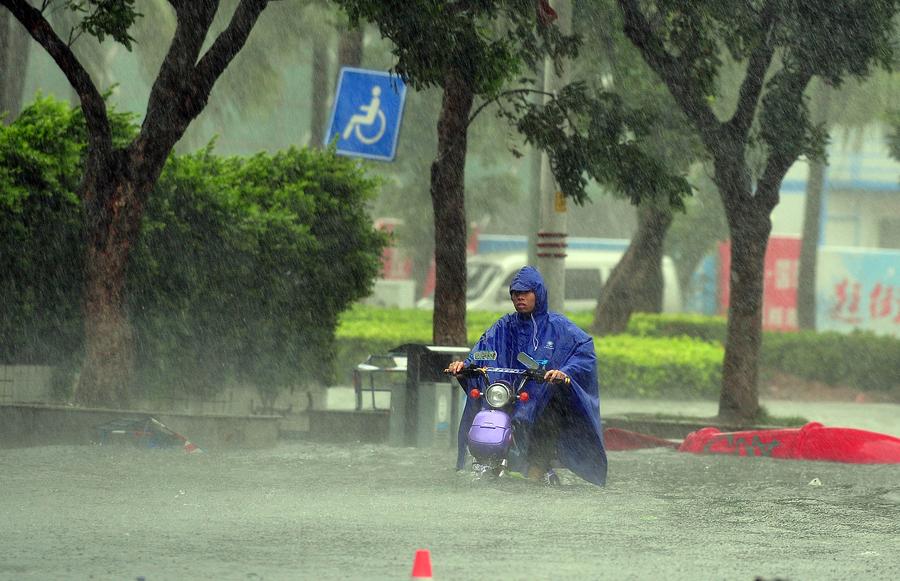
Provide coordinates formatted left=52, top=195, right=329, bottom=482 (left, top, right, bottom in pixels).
left=760, top=330, right=900, bottom=392
left=596, top=334, right=722, bottom=398
left=626, top=312, right=728, bottom=343
left=336, top=306, right=723, bottom=399
left=625, top=313, right=900, bottom=392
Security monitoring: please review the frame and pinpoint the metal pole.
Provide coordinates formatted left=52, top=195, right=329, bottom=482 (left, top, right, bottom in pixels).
left=535, top=0, right=571, bottom=313
left=527, top=68, right=544, bottom=268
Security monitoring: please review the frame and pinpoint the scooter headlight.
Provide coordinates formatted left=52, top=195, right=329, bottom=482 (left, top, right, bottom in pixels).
left=484, top=381, right=514, bottom=408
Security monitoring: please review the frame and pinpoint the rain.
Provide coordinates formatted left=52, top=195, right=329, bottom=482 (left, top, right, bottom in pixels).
left=1, top=1, right=899, bottom=579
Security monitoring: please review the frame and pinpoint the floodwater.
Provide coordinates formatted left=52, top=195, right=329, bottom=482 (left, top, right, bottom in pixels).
left=2, top=433, right=899, bottom=580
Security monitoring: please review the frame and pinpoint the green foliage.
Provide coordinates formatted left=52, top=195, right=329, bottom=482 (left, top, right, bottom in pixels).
left=505, top=81, right=693, bottom=208
left=761, top=330, right=900, bottom=393
left=128, top=145, right=386, bottom=399
left=0, top=96, right=135, bottom=364
left=0, top=97, right=86, bottom=364
left=626, top=312, right=728, bottom=343
left=335, top=0, right=578, bottom=95
left=1, top=96, right=386, bottom=400
left=598, top=334, right=723, bottom=398
left=65, top=0, right=142, bottom=49
left=636, top=0, right=900, bottom=165
left=336, top=304, right=502, bottom=343
left=625, top=313, right=900, bottom=393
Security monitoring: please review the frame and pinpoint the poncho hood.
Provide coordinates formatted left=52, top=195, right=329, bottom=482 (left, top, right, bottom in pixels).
left=508, top=266, right=548, bottom=318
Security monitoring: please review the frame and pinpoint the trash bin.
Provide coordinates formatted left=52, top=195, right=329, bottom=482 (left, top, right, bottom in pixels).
left=387, top=343, right=470, bottom=448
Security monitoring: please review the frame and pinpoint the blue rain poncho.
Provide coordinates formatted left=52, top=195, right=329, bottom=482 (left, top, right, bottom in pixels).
left=457, top=266, right=608, bottom=486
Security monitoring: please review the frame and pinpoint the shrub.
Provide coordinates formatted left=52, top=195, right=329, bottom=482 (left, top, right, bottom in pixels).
left=626, top=312, right=727, bottom=343
left=129, top=146, right=386, bottom=399
left=625, top=313, right=900, bottom=392
left=597, top=334, right=723, bottom=399
left=761, top=330, right=900, bottom=393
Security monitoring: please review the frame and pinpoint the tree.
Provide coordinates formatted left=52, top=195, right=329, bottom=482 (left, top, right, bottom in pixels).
left=124, top=0, right=316, bottom=153
left=666, top=166, right=728, bottom=307
left=890, top=110, right=900, bottom=161
left=2, top=0, right=272, bottom=407
left=335, top=0, right=578, bottom=346
left=2, top=96, right=384, bottom=402
left=505, top=80, right=693, bottom=327
left=618, top=0, right=899, bottom=420
left=567, top=0, right=703, bottom=334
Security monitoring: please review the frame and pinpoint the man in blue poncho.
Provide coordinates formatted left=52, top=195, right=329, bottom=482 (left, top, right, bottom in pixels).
left=447, top=266, right=608, bottom=486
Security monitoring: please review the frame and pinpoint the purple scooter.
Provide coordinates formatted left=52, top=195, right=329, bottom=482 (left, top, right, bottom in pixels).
left=450, top=352, right=552, bottom=480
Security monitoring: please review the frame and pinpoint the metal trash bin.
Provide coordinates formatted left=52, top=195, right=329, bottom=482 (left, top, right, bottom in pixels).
left=360, top=343, right=467, bottom=447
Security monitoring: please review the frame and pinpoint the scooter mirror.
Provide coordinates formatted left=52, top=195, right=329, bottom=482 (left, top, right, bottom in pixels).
left=516, top=352, right=540, bottom=370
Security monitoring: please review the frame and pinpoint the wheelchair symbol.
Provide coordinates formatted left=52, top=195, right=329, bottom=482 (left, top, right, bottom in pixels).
left=342, top=86, right=386, bottom=145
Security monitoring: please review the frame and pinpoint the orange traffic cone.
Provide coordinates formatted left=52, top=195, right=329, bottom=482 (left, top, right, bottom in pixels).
left=411, top=549, right=432, bottom=579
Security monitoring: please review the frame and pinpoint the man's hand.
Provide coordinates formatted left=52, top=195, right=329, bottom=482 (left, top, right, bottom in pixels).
left=544, top=369, right=570, bottom=385
left=446, top=360, right=466, bottom=375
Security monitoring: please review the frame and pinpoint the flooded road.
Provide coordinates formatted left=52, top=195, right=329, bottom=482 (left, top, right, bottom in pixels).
left=2, top=438, right=898, bottom=580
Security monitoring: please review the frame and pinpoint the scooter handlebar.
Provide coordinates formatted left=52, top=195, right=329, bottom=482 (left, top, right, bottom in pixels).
left=443, top=364, right=484, bottom=378
left=444, top=364, right=569, bottom=385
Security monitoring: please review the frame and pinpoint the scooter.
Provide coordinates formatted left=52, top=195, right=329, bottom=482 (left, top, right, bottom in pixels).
left=449, top=352, right=563, bottom=480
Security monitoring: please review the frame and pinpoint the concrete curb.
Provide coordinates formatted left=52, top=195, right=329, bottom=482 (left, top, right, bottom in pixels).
left=0, top=403, right=281, bottom=450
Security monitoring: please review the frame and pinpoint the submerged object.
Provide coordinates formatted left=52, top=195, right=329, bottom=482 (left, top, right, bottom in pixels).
left=95, top=416, right=203, bottom=454
left=678, top=422, right=900, bottom=464
left=603, top=427, right=678, bottom=451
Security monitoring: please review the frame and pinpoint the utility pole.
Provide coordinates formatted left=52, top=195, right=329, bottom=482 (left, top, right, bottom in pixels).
left=535, top=0, right=571, bottom=313
left=527, top=70, right=544, bottom=269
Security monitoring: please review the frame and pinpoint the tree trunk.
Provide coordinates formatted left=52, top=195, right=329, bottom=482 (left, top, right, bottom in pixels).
left=430, top=69, right=473, bottom=346
left=592, top=203, right=672, bottom=335
left=797, top=86, right=831, bottom=330
left=338, top=26, right=363, bottom=68
left=75, top=155, right=145, bottom=408
left=0, top=12, right=9, bottom=115
left=717, top=152, right=770, bottom=421
left=719, top=213, right=769, bottom=421
left=0, top=12, right=30, bottom=123
left=309, top=32, right=330, bottom=148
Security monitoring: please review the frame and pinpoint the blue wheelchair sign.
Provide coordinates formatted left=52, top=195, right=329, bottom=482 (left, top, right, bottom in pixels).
left=326, top=67, right=407, bottom=161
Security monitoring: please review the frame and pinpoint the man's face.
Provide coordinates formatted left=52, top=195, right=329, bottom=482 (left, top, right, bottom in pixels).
left=511, top=290, right=536, bottom=314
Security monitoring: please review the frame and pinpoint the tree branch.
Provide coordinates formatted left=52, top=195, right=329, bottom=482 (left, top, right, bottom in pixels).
left=1, top=0, right=110, bottom=148
left=468, top=87, right=554, bottom=127
left=134, top=0, right=268, bottom=182
left=192, top=0, right=269, bottom=110
left=755, top=69, right=814, bottom=214
left=142, top=1, right=217, bottom=129
left=727, top=1, right=776, bottom=141
left=616, top=0, right=722, bottom=149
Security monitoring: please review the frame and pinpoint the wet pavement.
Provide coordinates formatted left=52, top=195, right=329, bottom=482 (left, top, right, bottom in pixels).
left=1, top=433, right=898, bottom=580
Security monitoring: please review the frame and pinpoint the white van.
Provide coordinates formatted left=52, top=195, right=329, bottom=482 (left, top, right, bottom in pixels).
left=419, top=250, right=682, bottom=312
